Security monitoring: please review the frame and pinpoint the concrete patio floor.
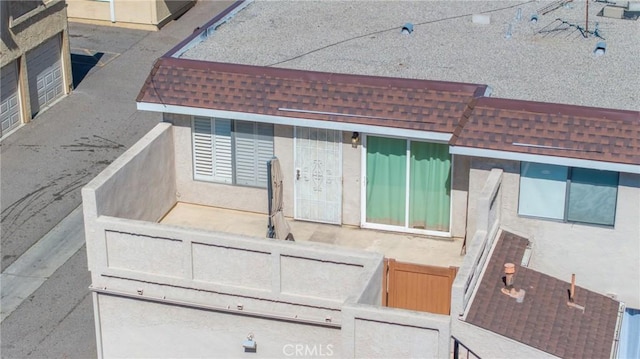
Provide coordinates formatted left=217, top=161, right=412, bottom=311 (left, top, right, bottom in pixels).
left=160, top=202, right=464, bottom=268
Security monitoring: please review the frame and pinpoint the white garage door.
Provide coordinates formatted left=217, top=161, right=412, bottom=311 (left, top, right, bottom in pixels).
left=1, top=61, right=21, bottom=137
left=27, top=34, right=63, bottom=116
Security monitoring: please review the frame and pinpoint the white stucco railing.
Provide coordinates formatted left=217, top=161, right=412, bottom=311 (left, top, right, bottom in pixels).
left=451, top=168, right=503, bottom=317
left=341, top=303, right=451, bottom=359
left=85, top=212, right=383, bottom=326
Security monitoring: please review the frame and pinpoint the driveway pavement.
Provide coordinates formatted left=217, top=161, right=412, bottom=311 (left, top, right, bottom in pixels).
left=1, top=1, right=234, bottom=357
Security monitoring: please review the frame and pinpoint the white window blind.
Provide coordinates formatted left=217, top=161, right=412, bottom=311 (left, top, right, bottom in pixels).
left=213, top=119, right=232, bottom=183
left=192, top=117, right=273, bottom=188
left=193, top=117, right=214, bottom=180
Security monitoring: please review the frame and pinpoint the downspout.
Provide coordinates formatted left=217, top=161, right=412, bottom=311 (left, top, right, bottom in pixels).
left=109, top=0, right=115, bottom=23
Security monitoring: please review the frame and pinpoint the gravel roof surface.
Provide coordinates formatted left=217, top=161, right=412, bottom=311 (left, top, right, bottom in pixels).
left=180, top=1, right=639, bottom=111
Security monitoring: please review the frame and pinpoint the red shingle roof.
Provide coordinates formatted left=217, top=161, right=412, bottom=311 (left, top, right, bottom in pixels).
left=136, top=57, right=487, bottom=134
left=137, top=58, right=639, bottom=168
left=451, top=97, right=640, bottom=166
left=466, top=231, right=620, bottom=359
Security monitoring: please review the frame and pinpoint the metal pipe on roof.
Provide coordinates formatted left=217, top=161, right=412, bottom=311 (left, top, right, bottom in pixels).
left=90, top=286, right=342, bottom=328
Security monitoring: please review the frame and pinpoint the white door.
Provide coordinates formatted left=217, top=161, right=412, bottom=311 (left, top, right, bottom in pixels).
left=27, top=34, right=63, bottom=116
left=294, top=127, right=342, bottom=224
left=1, top=61, right=21, bottom=137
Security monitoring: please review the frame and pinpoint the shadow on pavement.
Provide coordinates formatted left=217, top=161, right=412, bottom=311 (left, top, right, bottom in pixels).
left=71, top=52, right=104, bottom=88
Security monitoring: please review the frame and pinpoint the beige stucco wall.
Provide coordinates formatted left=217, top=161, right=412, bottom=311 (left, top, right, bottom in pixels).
left=1, top=0, right=72, bottom=123
left=155, top=0, right=194, bottom=27
left=2, top=0, right=69, bottom=66
left=97, top=294, right=342, bottom=358
left=169, top=113, right=270, bottom=214
left=80, top=121, right=521, bottom=359
left=84, top=123, right=176, bottom=222
left=83, top=151, right=389, bottom=356
left=451, top=155, right=470, bottom=239
left=66, top=0, right=112, bottom=23
left=466, top=157, right=640, bottom=308
left=67, top=0, right=195, bottom=30
left=167, top=113, right=466, bottom=237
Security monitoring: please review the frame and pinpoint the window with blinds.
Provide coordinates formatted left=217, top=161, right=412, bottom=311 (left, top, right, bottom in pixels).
left=192, top=117, right=273, bottom=188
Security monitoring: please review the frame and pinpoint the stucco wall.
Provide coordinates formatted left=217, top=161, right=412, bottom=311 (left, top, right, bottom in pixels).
left=67, top=0, right=153, bottom=26
left=168, top=113, right=467, bottom=235
left=67, top=0, right=194, bottom=29
left=169, top=113, right=270, bottom=213
left=451, top=169, right=502, bottom=317
left=451, top=155, right=470, bottom=238
left=342, top=131, right=362, bottom=226
left=355, top=257, right=384, bottom=306
left=84, top=201, right=384, bottom=357
left=155, top=0, right=194, bottom=26
left=96, top=294, right=342, bottom=358
left=466, top=157, right=640, bottom=308
left=82, top=119, right=466, bottom=358
left=2, top=0, right=68, bottom=65
left=1, top=0, right=72, bottom=123
left=341, top=304, right=450, bottom=359
left=66, top=0, right=111, bottom=23
left=83, top=123, right=176, bottom=222
left=275, top=124, right=295, bottom=217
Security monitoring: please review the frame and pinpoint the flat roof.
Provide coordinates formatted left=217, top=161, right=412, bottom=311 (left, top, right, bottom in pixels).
left=179, top=0, right=639, bottom=112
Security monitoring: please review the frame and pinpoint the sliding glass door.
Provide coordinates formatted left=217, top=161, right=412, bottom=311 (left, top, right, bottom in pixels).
left=366, top=137, right=407, bottom=226
left=365, top=136, right=451, bottom=233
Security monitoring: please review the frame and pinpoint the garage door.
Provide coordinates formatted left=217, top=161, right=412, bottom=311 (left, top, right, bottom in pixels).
left=1, top=61, right=21, bottom=137
left=27, top=34, right=64, bottom=117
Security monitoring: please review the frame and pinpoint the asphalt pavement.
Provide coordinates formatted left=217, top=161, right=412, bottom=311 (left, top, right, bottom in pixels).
left=1, top=1, right=234, bottom=357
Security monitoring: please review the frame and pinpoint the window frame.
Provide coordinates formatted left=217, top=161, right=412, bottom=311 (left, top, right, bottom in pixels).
left=192, top=116, right=273, bottom=189
left=518, top=162, right=619, bottom=227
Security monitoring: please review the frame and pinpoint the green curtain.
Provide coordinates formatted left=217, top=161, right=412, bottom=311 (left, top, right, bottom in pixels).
left=409, top=142, right=451, bottom=231
left=366, top=136, right=406, bottom=226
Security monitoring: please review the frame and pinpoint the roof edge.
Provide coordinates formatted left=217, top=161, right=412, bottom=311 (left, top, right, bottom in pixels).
left=164, top=0, right=248, bottom=58
left=450, top=146, right=640, bottom=174
left=476, top=97, right=640, bottom=122
left=137, top=102, right=453, bottom=143
left=153, top=56, right=488, bottom=95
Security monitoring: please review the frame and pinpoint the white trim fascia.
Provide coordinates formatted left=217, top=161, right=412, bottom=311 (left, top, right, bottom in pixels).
left=450, top=146, right=640, bottom=174
left=137, top=102, right=452, bottom=143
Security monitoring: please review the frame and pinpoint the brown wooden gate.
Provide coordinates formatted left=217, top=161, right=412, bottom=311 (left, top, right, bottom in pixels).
left=383, top=258, right=458, bottom=315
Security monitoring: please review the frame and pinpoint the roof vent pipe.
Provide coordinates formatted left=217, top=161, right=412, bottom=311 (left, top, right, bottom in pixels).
left=530, top=14, right=539, bottom=23
left=501, top=263, right=526, bottom=303
left=594, top=42, right=607, bottom=56
left=505, top=23, right=513, bottom=39
left=401, top=23, right=414, bottom=34
left=504, top=263, right=516, bottom=289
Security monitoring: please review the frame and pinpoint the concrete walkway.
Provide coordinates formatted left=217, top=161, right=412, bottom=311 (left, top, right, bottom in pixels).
left=1, top=206, right=84, bottom=322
